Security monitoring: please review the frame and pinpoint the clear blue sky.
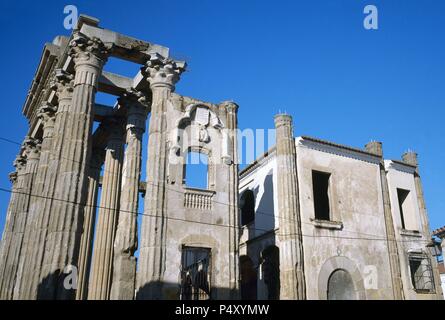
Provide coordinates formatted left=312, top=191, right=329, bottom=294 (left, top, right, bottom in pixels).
left=0, top=0, right=443, bottom=235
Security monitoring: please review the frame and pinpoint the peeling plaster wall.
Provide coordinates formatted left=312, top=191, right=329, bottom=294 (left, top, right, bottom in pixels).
left=296, top=139, right=393, bottom=300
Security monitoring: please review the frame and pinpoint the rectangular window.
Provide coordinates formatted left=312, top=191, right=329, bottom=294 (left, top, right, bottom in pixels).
left=409, top=254, right=435, bottom=294
left=180, top=246, right=211, bottom=300
left=312, top=170, right=331, bottom=221
left=397, top=188, right=410, bottom=229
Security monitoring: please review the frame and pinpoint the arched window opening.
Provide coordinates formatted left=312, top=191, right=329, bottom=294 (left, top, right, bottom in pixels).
left=240, top=189, right=255, bottom=226
left=327, top=269, right=357, bottom=300
left=184, top=151, right=209, bottom=189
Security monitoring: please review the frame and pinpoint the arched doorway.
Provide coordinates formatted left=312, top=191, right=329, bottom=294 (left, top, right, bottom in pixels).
left=327, top=269, right=357, bottom=300
left=240, top=255, right=257, bottom=300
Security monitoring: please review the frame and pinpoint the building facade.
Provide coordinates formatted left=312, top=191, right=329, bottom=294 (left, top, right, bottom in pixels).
left=0, top=15, right=442, bottom=300
left=239, top=117, right=443, bottom=300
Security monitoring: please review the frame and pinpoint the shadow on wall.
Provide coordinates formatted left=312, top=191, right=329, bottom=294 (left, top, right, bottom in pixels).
left=254, top=172, right=275, bottom=231
left=136, top=281, right=237, bottom=300
left=37, top=270, right=76, bottom=300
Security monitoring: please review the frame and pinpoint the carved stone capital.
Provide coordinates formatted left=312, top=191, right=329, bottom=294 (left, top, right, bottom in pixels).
left=69, top=32, right=110, bottom=68
left=37, top=102, right=58, bottom=127
left=143, top=53, right=186, bottom=89
left=50, top=69, right=74, bottom=101
left=220, top=101, right=239, bottom=114
left=8, top=171, right=17, bottom=184
left=13, top=154, right=27, bottom=171
left=23, top=137, right=41, bottom=162
left=119, top=89, right=149, bottom=133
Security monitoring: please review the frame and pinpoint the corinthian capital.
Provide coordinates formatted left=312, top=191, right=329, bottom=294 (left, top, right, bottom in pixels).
left=143, top=53, right=186, bottom=89
left=37, top=102, right=58, bottom=124
left=13, top=154, right=27, bottom=171
left=8, top=171, right=17, bottom=184
left=69, top=32, right=110, bottom=67
left=22, top=137, right=41, bottom=161
left=50, top=69, right=74, bottom=101
left=119, top=89, right=149, bottom=133
left=220, top=101, right=239, bottom=114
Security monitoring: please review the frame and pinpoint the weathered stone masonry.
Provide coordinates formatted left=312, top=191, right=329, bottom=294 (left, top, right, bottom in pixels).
left=0, top=14, right=442, bottom=300
left=0, top=15, right=240, bottom=300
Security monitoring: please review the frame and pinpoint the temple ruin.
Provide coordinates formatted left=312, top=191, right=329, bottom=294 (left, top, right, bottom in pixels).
left=0, top=15, right=442, bottom=300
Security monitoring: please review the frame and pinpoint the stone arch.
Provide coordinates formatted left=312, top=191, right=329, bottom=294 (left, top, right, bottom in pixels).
left=318, top=256, right=365, bottom=300
left=327, top=269, right=356, bottom=300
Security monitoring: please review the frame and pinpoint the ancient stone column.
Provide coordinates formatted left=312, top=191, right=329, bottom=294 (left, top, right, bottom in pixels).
left=219, top=101, right=240, bottom=299
left=88, top=120, right=124, bottom=300
left=111, top=92, right=148, bottom=300
left=0, top=138, right=40, bottom=300
left=0, top=171, right=18, bottom=274
left=76, top=148, right=104, bottom=300
left=0, top=161, right=24, bottom=298
left=365, top=141, right=404, bottom=300
left=39, top=33, right=108, bottom=300
left=274, top=114, right=306, bottom=300
left=14, top=103, right=57, bottom=300
left=402, top=151, right=444, bottom=299
left=137, top=54, right=185, bottom=299
left=22, top=71, right=74, bottom=300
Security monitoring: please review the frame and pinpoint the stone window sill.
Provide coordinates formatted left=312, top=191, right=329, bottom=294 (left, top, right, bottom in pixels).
left=400, top=229, right=422, bottom=237
left=311, top=219, right=343, bottom=230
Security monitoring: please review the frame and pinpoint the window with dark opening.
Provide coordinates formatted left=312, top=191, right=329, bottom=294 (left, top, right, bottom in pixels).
left=180, top=246, right=211, bottom=300
left=240, top=189, right=255, bottom=226
left=184, top=151, right=209, bottom=189
left=261, top=245, right=280, bottom=300
left=397, top=188, right=410, bottom=229
left=409, top=254, right=435, bottom=293
left=312, top=171, right=331, bottom=220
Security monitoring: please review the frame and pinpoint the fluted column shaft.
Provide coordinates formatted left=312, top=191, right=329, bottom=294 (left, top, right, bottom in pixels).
left=88, top=122, right=124, bottom=300
left=274, top=114, right=306, bottom=300
left=137, top=56, right=185, bottom=299
left=0, top=171, right=18, bottom=282
left=16, top=104, right=57, bottom=299
left=39, top=34, right=108, bottom=299
left=220, top=101, right=240, bottom=299
left=1, top=138, right=40, bottom=299
left=76, top=149, right=103, bottom=300
left=111, top=95, right=147, bottom=300
left=0, top=158, right=25, bottom=298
